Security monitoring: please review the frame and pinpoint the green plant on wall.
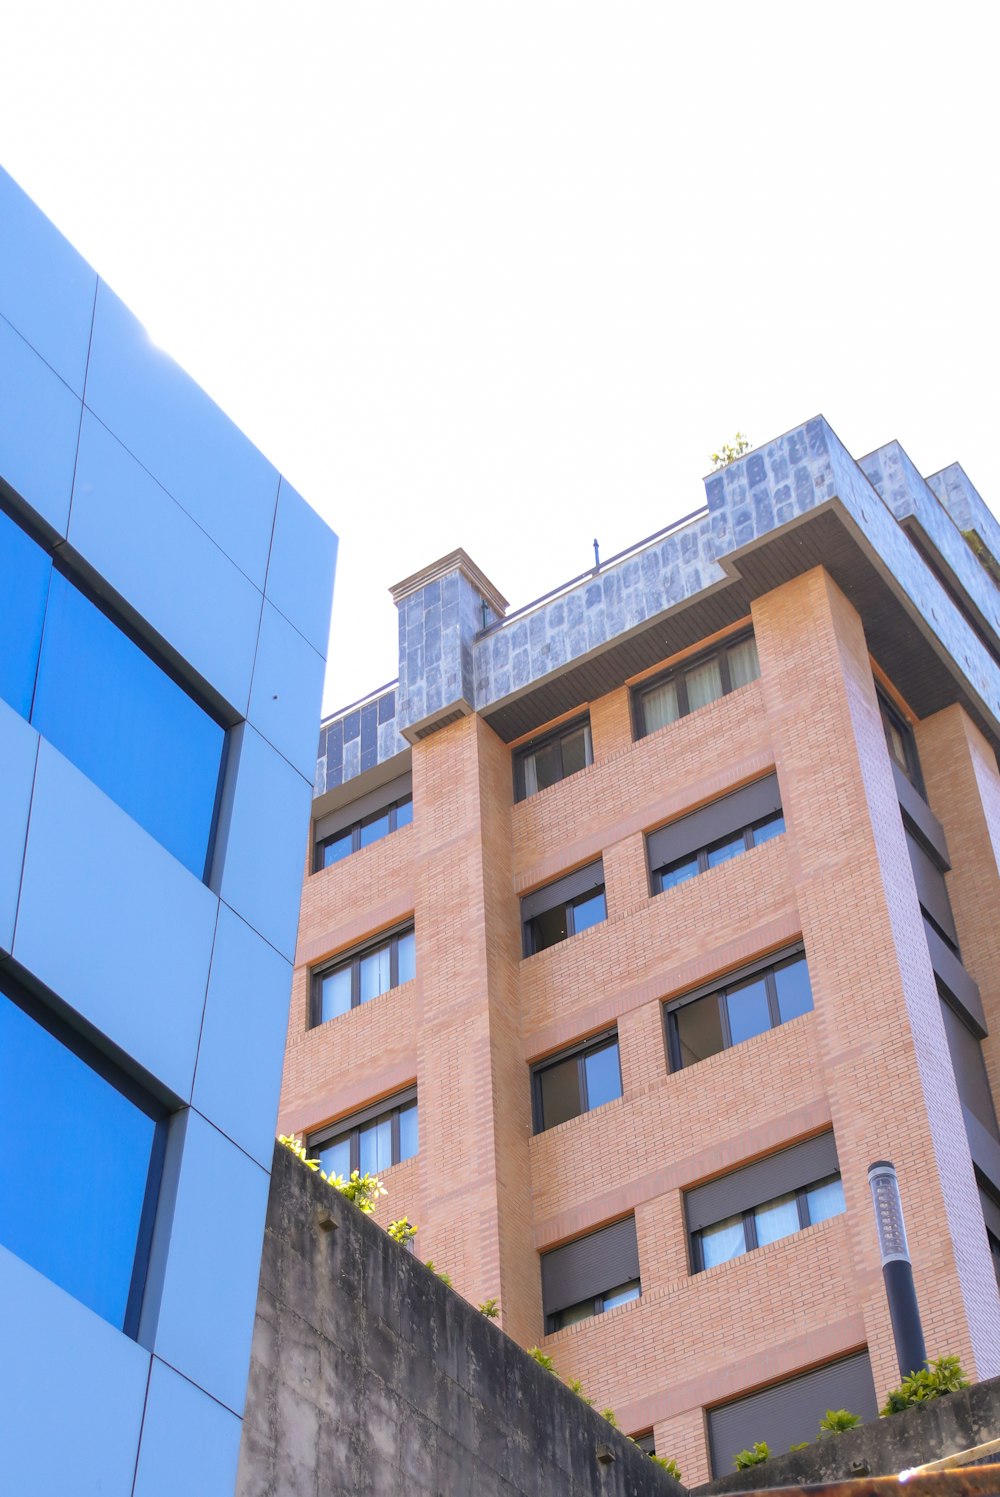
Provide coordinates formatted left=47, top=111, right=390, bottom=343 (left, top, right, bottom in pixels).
left=650, top=1454, right=683, bottom=1479
left=565, top=1377, right=592, bottom=1406
left=478, top=1297, right=499, bottom=1318
left=527, top=1346, right=556, bottom=1372
left=711, top=433, right=752, bottom=471
left=734, top=1442, right=770, bottom=1470
left=819, top=1408, right=861, bottom=1435
left=880, top=1355, right=968, bottom=1415
left=386, top=1216, right=417, bottom=1246
left=600, top=1408, right=619, bottom=1428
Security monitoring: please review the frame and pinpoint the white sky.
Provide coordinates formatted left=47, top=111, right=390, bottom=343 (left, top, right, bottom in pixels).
left=2, top=2, right=997, bottom=713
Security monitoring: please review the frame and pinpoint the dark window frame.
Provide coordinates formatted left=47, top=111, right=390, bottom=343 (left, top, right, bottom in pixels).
left=308, top=1086, right=418, bottom=1175
left=877, top=686, right=925, bottom=795
left=690, top=1170, right=844, bottom=1273
left=314, top=793, right=413, bottom=872
left=632, top=630, right=760, bottom=742
left=513, top=715, right=593, bottom=802
left=652, top=810, right=784, bottom=894
left=632, top=1433, right=656, bottom=1457
left=547, top=1276, right=641, bottom=1334
left=530, top=1030, right=622, bottom=1133
left=663, top=944, right=810, bottom=1072
left=523, top=887, right=607, bottom=957
left=309, top=922, right=415, bottom=1028
left=521, top=859, right=607, bottom=957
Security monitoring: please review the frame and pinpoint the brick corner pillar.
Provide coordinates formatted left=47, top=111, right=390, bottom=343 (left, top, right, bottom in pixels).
left=409, top=707, right=542, bottom=1345
left=752, top=566, right=1000, bottom=1394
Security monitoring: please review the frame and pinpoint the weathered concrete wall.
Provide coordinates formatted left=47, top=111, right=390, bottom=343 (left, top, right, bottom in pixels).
left=697, top=1375, right=1000, bottom=1494
left=237, top=1143, right=680, bottom=1497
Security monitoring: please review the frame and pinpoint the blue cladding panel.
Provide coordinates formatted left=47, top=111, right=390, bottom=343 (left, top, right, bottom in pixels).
left=133, top=1358, right=242, bottom=1497
left=0, top=315, right=80, bottom=536
left=0, top=505, right=50, bottom=719
left=151, top=1110, right=269, bottom=1414
left=265, top=475, right=338, bottom=657
left=0, top=1243, right=149, bottom=1497
left=0, top=167, right=97, bottom=396
left=69, top=412, right=263, bottom=712
left=219, top=725, right=313, bottom=960
left=32, top=570, right=226, bottom=878
left=247, top=601, right=326, bottom=780
left=0, top=983, right=158, bottom=1328
left=193, top=903, right=292, bottom=1168
left=85, top=281, right=280, bottom=588
left=13, top=743, right=218, bottom=1099
left=0, top=700, right=36, bottom=953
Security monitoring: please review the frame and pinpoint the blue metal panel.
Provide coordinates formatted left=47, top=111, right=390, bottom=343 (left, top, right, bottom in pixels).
left=0, top=314, right=80, bottom=536
left=150, top=1109, right=269, bottom=1414
left=265, top=475, right=338, bottom=657
left=13, top=742, right=218, bottom=1098
left=0, top=1243, right=149, bottom=1497
left=0, top=167, right=97, bottom=396
left=69, top=411, right=264, bottom=712
left=219, top=725, right=313, bottom=961
left=247, top=600, right=326, bottom=781
left=193, top=903, right=292, bottom=1169
left=133, top=1358, right=242, bottom=1497
left=85, top=280, right=280, bottom=588
left=0, top=699, right=37, bottom=955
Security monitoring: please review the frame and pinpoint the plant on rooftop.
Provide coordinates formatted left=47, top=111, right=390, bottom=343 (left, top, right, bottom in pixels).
left=650, top=1454, right=683, bottom=1480
left=387, top=1216, right=417, bottom=1246
left=880, top=1355, right=968, bottom=1416
left=818, top=1408, right=861, bottom=1436
left=478, top=1297, right=499, bottom=1318
left=734, top=1442, right=770, bottom=1469
left=565, top=1376, right=592, bottom=1406
left=527, top=1346, right=556, bottom=1372
left=601, top=1408, right=619, bottom=1428
left=711, top=433, right=752, bottom=470
left=424, top=1259, right=452, bottom=1287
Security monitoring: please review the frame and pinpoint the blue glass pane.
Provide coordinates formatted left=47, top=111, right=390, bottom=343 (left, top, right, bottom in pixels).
left=398, top=1101, right=419, bottom=1161
left=360, top=944, right=391, bottom=1002
left=584, top=1043, right=622, bottom=1109
left=602, top=1280, right=640, bottom=1310
left=725, top=974, right=771, bottom=1045
left=320, top=966, right=352, bottom=1022
left=774, top=955, right=814, bottom=1022
left=0, top=506, right=51, bottom=717
left=806, top=1174, right=846, bottom=1225
left=0, top=988, right=157, bottom=1328
left=395, top=796, right=413, bottom=829
left=32, top=572, right=225, bottom=877
left=752, top=812, right=785, bottom=846
left=706, top=833, right=744, bottom=868
left=659, top=854, right=699, bottom=891
left=318, top=1135, right=351, bottom=1179
left=322, top=830, right=353, bottom=867
left=359, top=1116, right=392, bottom=1175
left=397, top=929, right=416, bottom=985
left=572, top=890, right=606, bottom=934
left=359, top=810, right=390, bottom=848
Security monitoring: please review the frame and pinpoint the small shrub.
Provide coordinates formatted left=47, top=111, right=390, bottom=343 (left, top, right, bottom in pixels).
left=386, top=1216, right=417, bottom=1246
left=734, top=1442, right=770, bottom=1470
left=880, top=1356, right=969, bottom=1416
left=565, top=1377, right=592, bottom=1406
left=650, top=1454, right=682, bottom=1479
left=819, top=1408, right=861, bottom=1436
left=711, top=434, right=752, bottom=471
left=789, top=1442, right=810, bottom=1452
left=600, top=1408, right=619, bottom=1428
left=527, top=1347, right=555, bottom=1373
left=478, top=1297, right=499, bottom=1318
left=424, top=1260, right=452, bottom=1287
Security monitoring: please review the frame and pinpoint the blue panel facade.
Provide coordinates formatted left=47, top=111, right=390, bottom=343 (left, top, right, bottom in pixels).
left=0, top=166, right=336, bottom=1497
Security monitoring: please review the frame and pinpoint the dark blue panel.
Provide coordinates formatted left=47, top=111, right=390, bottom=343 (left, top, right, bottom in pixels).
left=377, top=690, right=395, bottom=724
left=360, top=702, right=377, bottom=772
left=32, top=572, right=225, bottom=877
left=0, top=506, right=51, bottom=717
left=0, top=985, right=159, bottom=1329
left=343, top=710, right=360, bottom=744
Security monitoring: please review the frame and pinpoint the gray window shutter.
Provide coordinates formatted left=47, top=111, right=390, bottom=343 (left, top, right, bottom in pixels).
left=980, top=1187, right=1000, bottom=1242
left=907, top=831, right=958, bottom=946
left=647, top=774, right=781, bottom=872
left=708, top=1351, right=878, bottom=1476
left=685, top=1133, right=839, bottom=1233
left=926, top=924, right=986, bottom=1036
left=308, top=1085, right=418, bottom=1148
left=315, top=771, right=413, bottom=843
left=541, top=1216, right=639, bottom=1317
left=521, top=860, right=605, bottom=923
left=940, top=998, right=999, bottom=1142
left=893, top=764, right=950, bottom=866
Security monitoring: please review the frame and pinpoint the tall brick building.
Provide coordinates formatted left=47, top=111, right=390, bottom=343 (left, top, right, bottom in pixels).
left=279, top=417, right=1000, bottom=1481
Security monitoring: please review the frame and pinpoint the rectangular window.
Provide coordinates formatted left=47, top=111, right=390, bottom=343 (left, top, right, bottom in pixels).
left=0, top=972, right=166, bottom=1335
left=939, top=986, right=1000, bottom=1144
left=514, top=716, right=593, bottom=801
left=634, top=633, right=760, bottom=740
left=310, top=924, right=416, bottom=1026
left=309, top=1088, right=418, bottom=1178
left=0, top=501, right=226, bottom=880
left=521, top=860, right=606, bottom=956
left=647, top=773, right=784, bottom=895
left=541, top=1216, right=640, bottom=1333
left=878, top=688, right=924, bottom=792
left=707, top=1351, right=878, bottom=1476
left=532, top=1032, right=623, bottom=1133
left=313, top=772, right=414, bottom=872
left=686, top=1132, right=845, bottom=1273
left=665, top=947, right=813, bottom=1070
left=907, top=827, right=960, bottom=954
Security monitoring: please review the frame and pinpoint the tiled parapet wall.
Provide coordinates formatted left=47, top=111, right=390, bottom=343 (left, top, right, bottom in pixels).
left=395, top=566, right=499, bottom=737
left=314, top=683, right=405, bottom=795
left=859, top=442, right=1000, bottom=646
left=928, top=463, right=1000, bottom=581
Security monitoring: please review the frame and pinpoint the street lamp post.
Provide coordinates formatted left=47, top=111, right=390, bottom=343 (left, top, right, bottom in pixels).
left=867, top=1160, right=927, bottom=1380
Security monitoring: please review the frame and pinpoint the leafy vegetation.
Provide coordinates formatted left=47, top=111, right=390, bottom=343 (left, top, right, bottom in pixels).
left=734, top=1442, right=770, bottom=1470
left=880, top=1356, right=968, bottom=1415
left=650, top=1454, right=683, bottom=1479
left=819, top=1408, right=861, bottom=1435
left=478, top=1297, right=499, bottom=1319
left=711, top=433, right=752, bottom=471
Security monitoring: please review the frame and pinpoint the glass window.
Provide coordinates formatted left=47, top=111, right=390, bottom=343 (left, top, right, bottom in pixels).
left=359, top=1115, right=392, bottom=1175
left=685, top=656, right=724, bottom=712
left=311, top=926, right=415, bottom=1027
left=635, top=632, right=760, bottom=739
left=699, top=1215, right=747, bottom=1268
left=319, top=965, right=353, bottom=1023
left=396, top=928, right=416, bottom=985
left=318, top=1134, right=351, bottom=1179
left=321, top=829, right=353, bottom=867
left=515, top=718, right=593, bottom=801
left=395, top=796, right=414, bottom=829
left=526, top=880, right=606, bottom=955
left=32, top=572, right=225, bottom=878
left=603, top=1279, right=640, bottom=1310
left=359, top=809, right=390, bottom=847
left=675, top=995, right=725, bottom=1067
left=584, top=1043, right=623, bottom=1110
left=398, top=1100, right=419, bottom=1162
left=773, top=955, right=813, bottom=1023
left=643, top=678, right=681, bottom=733
left=315, top=793, right=413, bottom=871
left=561, top=725, right=592, bottom=778
left=751, top=812, right=785, bottom=845
left=805, top=1175, right=846, bottom=1225
left=706, top=832, right=745, bottom=869
left=531, top=904, right=570, bottom=952
left=555, top=1298, right=595, bottom=1330
left=534, top=1034, right=622, bottom=1132
left=658, top=853, right=699, bottom=891
left=725, top=974, right=771, bottom=1046
left=651, top=789, right=785, bottom=896
left=0, top=506, right=52, bottom=718
left=754, top=1191, right=800, bottom=1247
left=0, top=982, right=163, bottom=1333
left=359, top=944, right=391, bottom=1003
left=309, top=1091, right=418, bottom=1176
left=728, top=636, right=761, bottom=688
left=539, top=1055, right=582, bottom=1130
left=572, top=890, right=606, bottom=935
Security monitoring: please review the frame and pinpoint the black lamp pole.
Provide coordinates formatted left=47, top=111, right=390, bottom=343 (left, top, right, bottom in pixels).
left=867, top=1160, right=927, bottom=1379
